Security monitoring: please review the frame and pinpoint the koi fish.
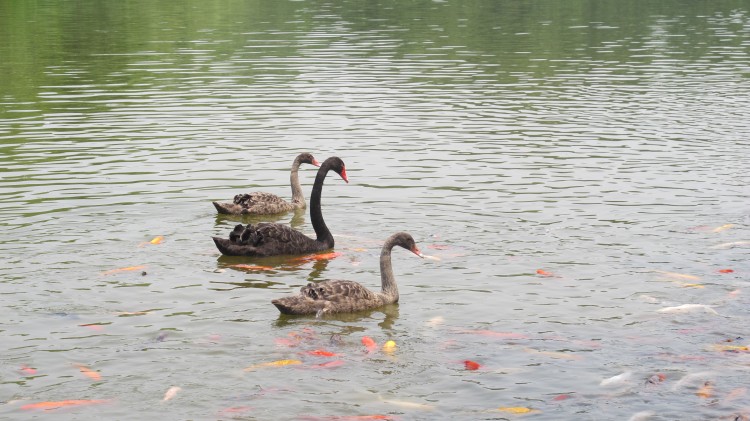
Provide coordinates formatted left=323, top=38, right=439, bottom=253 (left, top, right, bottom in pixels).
left=162, top=386, right=181, bottom=401
left=310, top=360, right=345, bottom=369
left=552, top=394, right=573, bottom=401
left=711, top=241, right=750, bottom=249
left=382, top=340, right=397, bottom=354
left=100, top=265, right=147, bottom=275
left=628, top=411, right=656, bottom=421
left=497, top=407, right=537, bottom=414
left=730, top=289, right=741, bottom=298
left=697, top=381, right=714, bottom=398
left=657, top=304, right=718, bottom=315
left=21, top=399, right=108, bottom=410
left=74, top=363, right=101, bottom=381
left=362, top=336, right=377, bottom=352
left=718, top=269, right=735, bottom=274
left=710, top=344, right=749, bottom=352
left=230, top=264, right=274, bottom=271
left=426, top=316, right=445, bottom=328
left=79, top=323, right=105, bottom=331
left=654, top=271, right=701, bottom=281
left=117, top=311, right=150, bottom=316
left=464, top=360, right=481, bottom=370
left=646, top=373, right=666, bottom=385
left=243, top=359, right=302, bottom=371
left=600, top=371, right=633, bottom=387
left=536, top=269, right=556, bottom=277
left=427, top=244, right=449, bottom=250
left=680, top=283, right=705, bottom=288
left=306, top=349, right=339, bottom=357
left=19, top=365, right=37, bottom=376
left=217, top=406, right=253, bottom=416
left=293, top=252, right=343, bottom=263
left=378, top=396, right=434, bottom=411
left=712, top=224, right=735, bottom=232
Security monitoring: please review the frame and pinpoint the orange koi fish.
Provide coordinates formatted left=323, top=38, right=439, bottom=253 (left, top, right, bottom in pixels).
left=310, top=360, right=345, bottom=369
left=362, top=336, right=377, bottom=352
left=697, top=381, right=714, bottom=398
left=243, top=359, right=302, bottom=372
left=137, top=236, right=164, bottom=247
left=100, top=265, right=147, bottom=275
left=464, top=360, right=481, bottom=370
left=21, top=399, right=108, bottom=410
left=19, top=365, right=37, bottom=376
left=293, top=252, right=343, bottom=263
left=536, top=269, right=556, bottom=277
left=74, top=363, right=102, bottom=381
left=306, top=349, right=338, bottom=357
left=79, top=323, right=105, bottom=331
left=718, top=268, right=735, bottom=274
left=230, top=264, right=274, bottom=271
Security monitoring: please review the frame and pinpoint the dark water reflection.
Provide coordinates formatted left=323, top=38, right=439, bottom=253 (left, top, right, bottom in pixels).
left=2, top=0, right=750, bottom=420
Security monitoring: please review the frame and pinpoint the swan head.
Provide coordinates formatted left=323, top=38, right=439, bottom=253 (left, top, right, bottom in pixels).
left=324, top=156, right=349, bottom=183
left=393, top=232, right=423, bottom=258
left=298, top=152, right=321, bottom=167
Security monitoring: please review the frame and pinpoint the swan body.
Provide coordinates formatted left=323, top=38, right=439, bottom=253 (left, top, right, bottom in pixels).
left=212, top=156, right=347, bottom=257
left=213, top=153, right=320, bottom=215
left=272, top=232, right=423, bottom=316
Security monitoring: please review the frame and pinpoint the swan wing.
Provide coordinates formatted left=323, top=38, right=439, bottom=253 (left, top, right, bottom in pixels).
left=301, top=280, right=378, bottom=302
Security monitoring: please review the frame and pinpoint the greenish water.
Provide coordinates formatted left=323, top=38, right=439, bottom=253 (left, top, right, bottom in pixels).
left=1, top=1, right=749, bottom=420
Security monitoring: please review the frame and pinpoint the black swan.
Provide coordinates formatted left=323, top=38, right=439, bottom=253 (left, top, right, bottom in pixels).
left=212, top=153, right=320, bottom=215
left=212, top=156, right=348, bottom=257
left=272, top=232, right=423, bottom=316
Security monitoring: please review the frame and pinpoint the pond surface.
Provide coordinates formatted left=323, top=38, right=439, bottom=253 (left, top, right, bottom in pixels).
left=1, top=1, right=749, bottom=420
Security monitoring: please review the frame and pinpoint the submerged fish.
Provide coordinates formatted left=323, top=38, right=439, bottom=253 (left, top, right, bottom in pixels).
left=362, top=336, right=377, bottom=352
left=711, top=241, right=750, bottom=250
left=74, top=363, right=102, bottom=381
left=600, top=371, right=633, bottom=387
left=657, top=304, right=718, bottom=315
left=21, top=399, right=108, bottom=410
left=162, top=386, right=182, bottom=401
left=100, top=265, right=147, bottom=275
left=244, top=359, right=302, bottom=371
left=230, top=264, right=274, bottom=271
left=497, top=407, right=539, bottom=414
left=464, top=360, right=481, bottom=370
left=654, top=271, right=701, bottom=281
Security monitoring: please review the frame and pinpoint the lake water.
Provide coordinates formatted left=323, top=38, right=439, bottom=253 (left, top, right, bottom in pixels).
left=1, top=1, right=749, bottom=420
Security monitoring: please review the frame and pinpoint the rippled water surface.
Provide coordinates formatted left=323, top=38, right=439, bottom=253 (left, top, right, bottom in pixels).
left=2, top=1, right=750, bottom=419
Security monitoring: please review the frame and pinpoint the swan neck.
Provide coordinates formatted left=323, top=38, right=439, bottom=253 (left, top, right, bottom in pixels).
left=310, top=163, right=333, bottom=247
left=290, top=160, right=304, bottom=206
left=380, top=239, right=398, bottom=301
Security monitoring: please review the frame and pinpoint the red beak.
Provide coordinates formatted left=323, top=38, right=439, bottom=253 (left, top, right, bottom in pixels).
left=312, top=159, right=321, bottom=167
left=412, top=246, right=424, bottom=258
left=339, top=167, right=349, bottom=183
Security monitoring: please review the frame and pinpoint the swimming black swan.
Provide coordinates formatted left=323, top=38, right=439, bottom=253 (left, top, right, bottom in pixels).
left=212, top=156, right=348, bottom=256
left=212, top=153, right=320, bottom=215
left=272, top=232, right=423, bottom=316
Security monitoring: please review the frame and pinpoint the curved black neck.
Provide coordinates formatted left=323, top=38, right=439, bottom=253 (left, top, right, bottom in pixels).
left=310, top=163, right=333, bottom=248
